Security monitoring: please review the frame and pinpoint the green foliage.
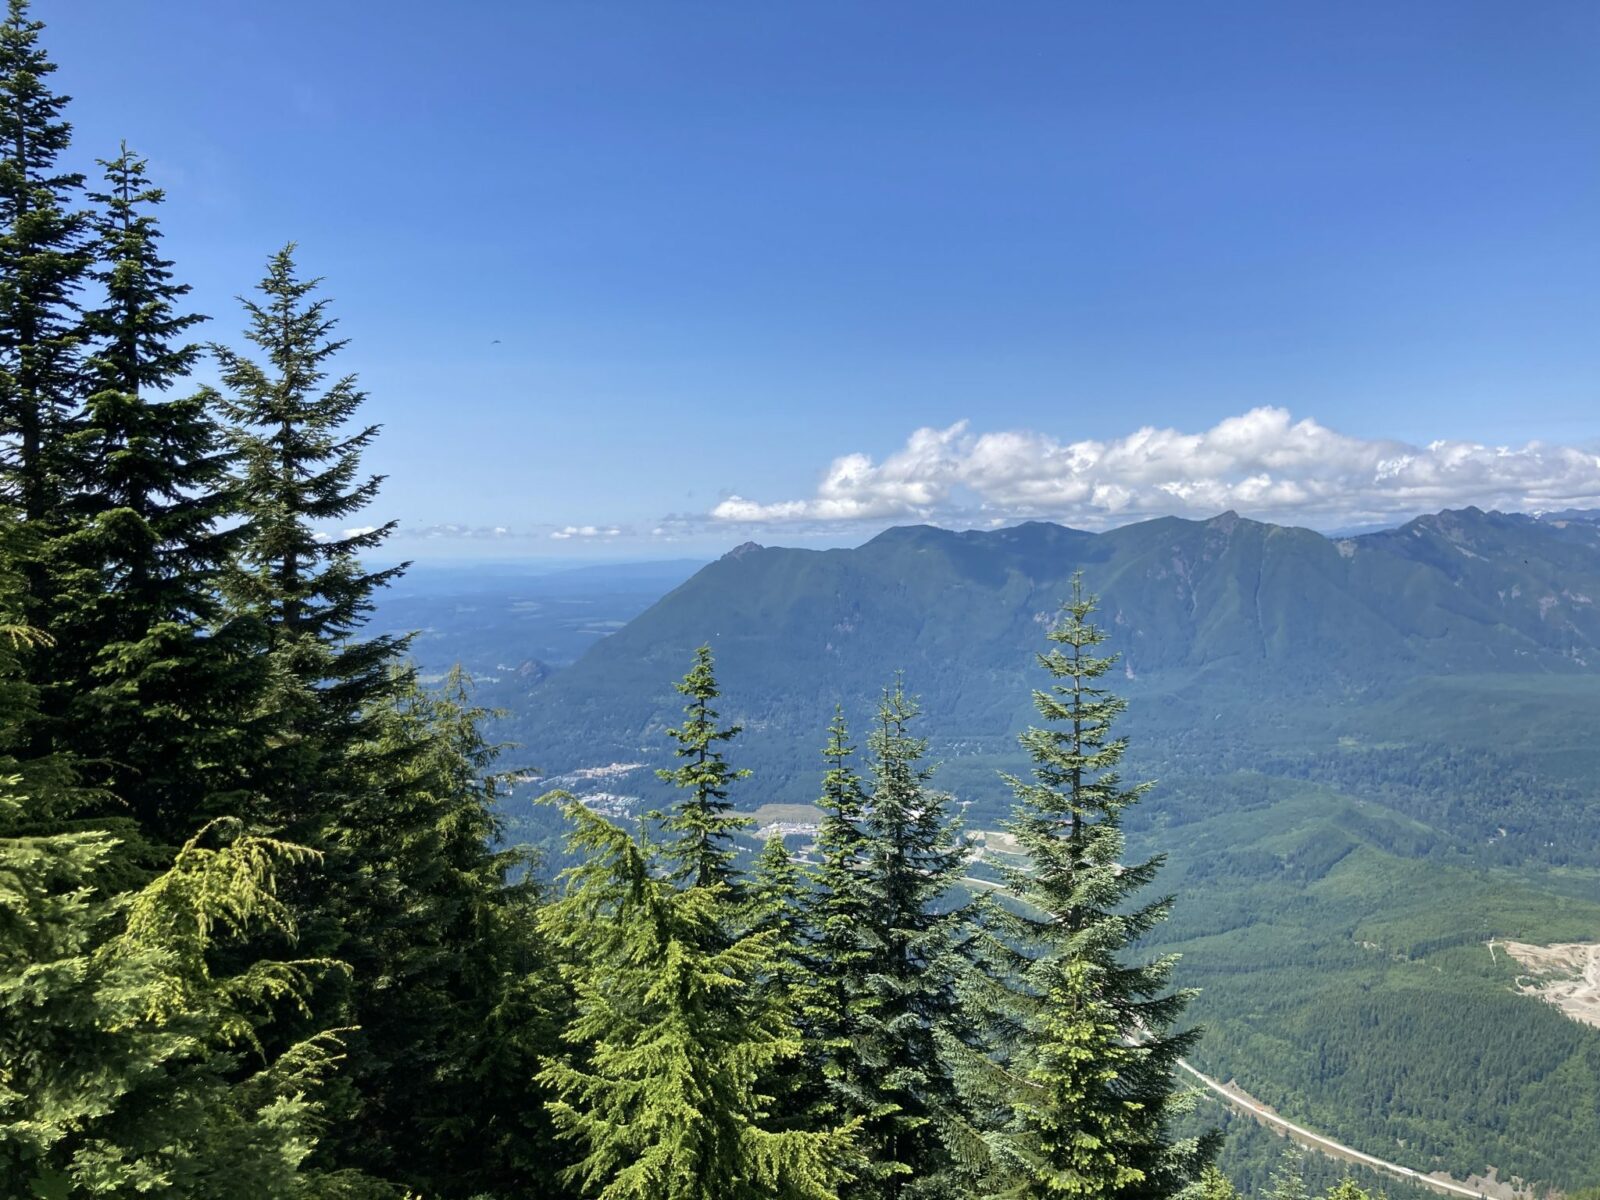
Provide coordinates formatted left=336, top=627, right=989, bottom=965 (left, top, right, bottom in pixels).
left=957, top=577, right=1214, bottom=1198
left=1196, top=1166, right=1241, bottom=1200
left=852, top=679, right=972, bottom=1199
left=539, top=798, right=858, bottom=1200
left=0, top=791, right=356, bottom=1196
left=798, top=709, right=880, bottom=1132
left=330, top=668, right=569, bottom=1196
left=1263, top=1155, right=1310, bottom=1200
left=1147, top=776, right=1600, bottom=1188
left=15, top=5, right=1588, bottom=1197
left=650, top=645, right=753, bottom=892
left=214, top=245, right=407, bottom=844
left=510, top=509, right=1600, bottom=1193
left=50, top=144, right=252, bottom=846
left=0, top=0, right=88, bottom=533
left=747, top=834, right=807, bottom=1005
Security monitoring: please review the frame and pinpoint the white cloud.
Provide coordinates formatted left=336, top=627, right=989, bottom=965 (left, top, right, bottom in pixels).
left=408, top=523, right=524, bottom=540
left=550, top=524, right=622, bottom=540
left=311, top=525, right=379, bottom=544
left=402, top=523, right=635, bottom=542
left=711, top=408, right=1600, bottom=530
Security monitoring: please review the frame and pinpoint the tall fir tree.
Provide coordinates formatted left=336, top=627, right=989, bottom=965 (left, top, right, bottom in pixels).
left=855, top=679, right=973, bottom=1200
left=539, top=797, right=858, bottom=1200
left=953, top=576, right=1214, bottom=1199
left=0, top=0, right=92, bottom=794
left=651, top=644, right=752, bottom=892
left=50, top=145, right=253, bottom=845
left=213, top=243, right=407, bottom=842
left=211, top=246, right=417, bottom=1175
left=799, top=708, right=886, bottom=1141
left=0, top=0, right=87, bottom=537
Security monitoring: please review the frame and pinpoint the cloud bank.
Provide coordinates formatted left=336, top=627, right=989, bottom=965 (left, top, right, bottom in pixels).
left=712, top=407, right=1600, bottom=531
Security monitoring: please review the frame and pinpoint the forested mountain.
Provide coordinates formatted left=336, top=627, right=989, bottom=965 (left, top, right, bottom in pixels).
left=514, top=506, right=1600, bottom=801
left=492, top=507, right=1600, bottom=1191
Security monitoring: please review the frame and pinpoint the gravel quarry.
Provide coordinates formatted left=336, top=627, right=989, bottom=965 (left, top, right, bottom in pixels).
left=1497, top=941, right=1600, bottom=1029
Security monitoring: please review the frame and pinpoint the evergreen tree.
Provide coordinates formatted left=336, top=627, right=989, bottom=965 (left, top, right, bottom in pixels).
left=331, top=668, right=569, bottom=1197
left=855, top=679, right=972, bottom=1199
left=1197, top=1167, right=1242, bottom=1200
left=0, top=802, right=363, bottom=1196
left=799, top=708, right=885, bottom=1141
left=50, top=144, right=251, bottom=844
left=1265, top=1155, right=1310, bottom=1200
left=212, top=247, right=420, bottom=1180
left=746, top=834, right=814, bottom=1132
left=955, top=576, right=1213, bottom=1199
left=213, top=244, right=407, bottom=846
left=0, top=0, right=91, bottom=796
left=0, top=0, right=87, bottom=539
left=0, top=512, right=75, bottom=820
left=539, top=797, right=859, bottom=1200
left=651, top=644, right=752, bottom=892
left=747, top=834, right=807, bottom=1007
left=0, top=583, right=360, bottom=1195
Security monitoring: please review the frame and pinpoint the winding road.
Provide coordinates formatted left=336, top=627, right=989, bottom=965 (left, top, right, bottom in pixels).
left=1175, top=1059, right=1500, bottom=1199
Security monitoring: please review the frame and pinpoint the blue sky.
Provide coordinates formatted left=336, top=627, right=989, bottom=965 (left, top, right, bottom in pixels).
left=45, top=1, right=1600, bottom=557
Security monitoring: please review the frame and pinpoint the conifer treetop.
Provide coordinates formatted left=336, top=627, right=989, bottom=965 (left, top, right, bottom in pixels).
left=952, top=573, right=1215, bottom=1199
left=215, top=243, right=406, bottom=656
left=0, top=0, right=91, bottom=528
left=652, top=643, right=754, bottom=891
left=83, top=143, right=205, bottom=398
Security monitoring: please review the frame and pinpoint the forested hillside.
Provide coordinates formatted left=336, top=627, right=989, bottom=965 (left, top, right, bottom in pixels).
left=515, top=509, right=1600, bottom=796
left=491, top=512, right=1600, bottom=1189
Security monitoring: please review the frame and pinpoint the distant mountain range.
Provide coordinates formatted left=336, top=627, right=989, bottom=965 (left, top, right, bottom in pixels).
left=511, top=506, right=1600, bottom=807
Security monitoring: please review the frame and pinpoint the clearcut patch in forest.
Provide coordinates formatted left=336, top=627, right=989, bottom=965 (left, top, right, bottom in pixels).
left=1497, top=940, right=1600, bottom=1029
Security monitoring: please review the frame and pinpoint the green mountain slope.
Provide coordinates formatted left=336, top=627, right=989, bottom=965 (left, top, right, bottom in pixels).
left=491, top=506, right=1600, bottom=1190
left=510, top=507, right=1600, bottom=814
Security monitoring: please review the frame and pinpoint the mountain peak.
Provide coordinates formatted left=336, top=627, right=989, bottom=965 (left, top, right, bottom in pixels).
left=721, top=540, right=765, bottom=560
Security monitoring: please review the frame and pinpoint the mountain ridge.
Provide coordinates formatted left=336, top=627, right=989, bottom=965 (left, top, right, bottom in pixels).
left=509, top=505, right=1600, bottom=799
